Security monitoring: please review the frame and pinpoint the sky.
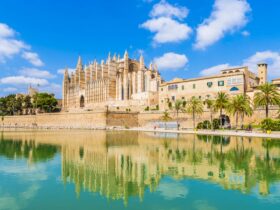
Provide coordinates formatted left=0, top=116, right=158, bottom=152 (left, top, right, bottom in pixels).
left=0, top=0, right=280, bottom=98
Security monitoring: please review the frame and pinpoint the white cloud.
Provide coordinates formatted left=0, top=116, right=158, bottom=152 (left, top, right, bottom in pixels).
left=141, top=17, right=192, bottom=44
left=0, top=23, right=15, bottom=37
left=19, top=68, right=54, bottom=79
left=0, top=76, right=49, bottom=86
left=141, top=1, right=192, bottom=44
left=57, top=68, right=76, bottom=75
left=150, top=0, right=189, bottom=20
left=194, top=0, right=251, bottom=50
left=21, top=51, right=44, bottom=67
left=3, top=87, right=17, bottom=92
left=157, top=181, right=188, bottom=200
left=241, top=30, right=250, bottom=36
left=0, top=22, right=43, bottom=66
left=0, top=23, right=30, bottom=62
left=243, top=51, right=280, bottom=78
left=199, top=50, right=280, bottom=79
left=40, top=83, right=62, bottom=97
left=153, top=52, right=188, bottom=70
left=200, top=63, right=235, bottom=76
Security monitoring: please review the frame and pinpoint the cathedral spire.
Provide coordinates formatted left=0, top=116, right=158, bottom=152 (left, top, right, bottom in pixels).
left=77, top=56, right=82, bottom=66
left=76, top=56, right=83, bottom=72
left=106, top=52, right=111, bottom=64
left=140, top=54, right=144, bottom=70
left=124, top=50, right=128, bottom=60
left=149, top=63, right=153, bottom=71
left=113, top=53, right=117, bottom=61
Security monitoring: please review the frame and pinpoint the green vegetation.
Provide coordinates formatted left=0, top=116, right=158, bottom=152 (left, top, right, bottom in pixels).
left=170, top=99, right=186, bottom=130
left=0, top=93, right=58, bottom=115
left=32, top=93, right=58, bottom=113
left=254, top=83, right=280, bottom=118
left=186, top=96, right=204, bottom=129
left=197, top=120, right=211, bottom=129
left=260, top=118, right=280, bottom=132
left=214, top=92, right=229, bottom=128
left=160, top=110, right=172, bottom=130
left=204, top=99, right=216, bottom=130
left=228, top=94, right=253, bottom=130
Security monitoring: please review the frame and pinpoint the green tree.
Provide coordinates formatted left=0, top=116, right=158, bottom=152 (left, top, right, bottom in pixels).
left=5, top=94, right=17, bottom=115
left=214, top=92, right=229, bottom=128
left=240, top=95, right=253, bottom=128
left=254, top=83, right=280, bottom=118
left=228, top=95, right=252, bottom=130
left=33, top=93, right=58, bottom=113
left=160, top=110, right=172, bottom=130
left=23, top=95, right=33, bottom=114
left=204, top=99, right=216, bottom=130
left=186, top=97, right=204, bottom=129
left=170, top=99, right=185, bottom=130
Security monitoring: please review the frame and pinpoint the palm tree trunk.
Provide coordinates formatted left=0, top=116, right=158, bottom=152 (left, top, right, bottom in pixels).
left=220, top=109, right=223, bottom=129
left=241, top=113, right=244, bottom=130
left=266, top=105, right=269, bottom=118
left=235, top=112, right=238, bottom=131
left=210, top=111, right=213, bottom=131
left=177, top=110, right=179, bottom=130
left=193, top=111, right=195, bottom=129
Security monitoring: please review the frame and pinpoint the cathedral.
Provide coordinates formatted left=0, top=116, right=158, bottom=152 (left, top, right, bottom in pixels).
left=62, top=51, right=162, bottom=111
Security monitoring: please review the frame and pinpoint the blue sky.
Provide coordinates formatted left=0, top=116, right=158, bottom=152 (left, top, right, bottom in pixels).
left=0, top=0, right=280, bottom=98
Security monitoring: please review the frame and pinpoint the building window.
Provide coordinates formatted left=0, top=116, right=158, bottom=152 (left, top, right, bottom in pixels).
left=230, top=87, right=239, bottom=91
left=182, top=97, right=185, bottom=100
left=218, top=81, right=224, bottom=86
left=171, top=96, right=175, bottom=101
left=168, top=84, right=178, bottom=91
left=182, top=85, right=185, bottom=90
left=207, top=82, right=213, bottom=88
left=193, top=84, right=196, bottom=89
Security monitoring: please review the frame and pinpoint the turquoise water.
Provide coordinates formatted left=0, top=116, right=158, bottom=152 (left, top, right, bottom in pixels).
left=0, top=130, right=280, bottom=210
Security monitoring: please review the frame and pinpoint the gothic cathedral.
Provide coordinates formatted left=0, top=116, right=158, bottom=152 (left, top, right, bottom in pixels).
left=62, top=51, right=162, bottom=110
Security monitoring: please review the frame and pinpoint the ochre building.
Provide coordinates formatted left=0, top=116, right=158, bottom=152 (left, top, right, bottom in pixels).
left=62, top=51, right=162, bottom=111
left=159, top=64, right=268, bottom=110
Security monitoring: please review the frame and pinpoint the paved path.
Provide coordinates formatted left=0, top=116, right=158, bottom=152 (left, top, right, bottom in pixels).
left=115, top=127, right=280, bottom=139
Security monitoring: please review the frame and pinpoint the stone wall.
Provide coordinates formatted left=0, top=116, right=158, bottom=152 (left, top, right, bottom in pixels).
left=107, top=112, right=139, bottom=127
left=1, top=107, right=279, bottom=129
left=2, top=111, right=107, bottom=129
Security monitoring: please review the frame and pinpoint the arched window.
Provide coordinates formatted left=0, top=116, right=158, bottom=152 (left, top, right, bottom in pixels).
left=80, top=95, right=85, bottom=108
left=230, top=87, right=239, bottom=91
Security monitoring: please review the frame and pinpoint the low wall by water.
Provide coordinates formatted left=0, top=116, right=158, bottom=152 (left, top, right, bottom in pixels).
left=1, top=107, right=278, bottom=129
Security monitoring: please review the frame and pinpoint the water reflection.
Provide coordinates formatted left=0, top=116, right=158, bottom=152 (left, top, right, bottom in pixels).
left=1, top=130, right=280, bottom=204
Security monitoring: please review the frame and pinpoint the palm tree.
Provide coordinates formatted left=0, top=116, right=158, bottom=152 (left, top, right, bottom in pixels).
left=214, top=92, right=229, bottom=128
left=204, top=99, right=216, bottom=130
left=228, top=95, right=240, bottom=130
left=160, top=110, right=172, bottom=130
left=228, top=94, right=253, bottom=130
left=171, top=99, right=186, bottom=130
left=186, top=97, right=204, bottom=129
left=254, top=83, right=280, bottom=118
left=240, top=95, right=253, bottom=129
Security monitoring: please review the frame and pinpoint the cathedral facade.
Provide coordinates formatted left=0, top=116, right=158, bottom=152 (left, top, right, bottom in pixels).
left=62, top=51, right=162, bottom=111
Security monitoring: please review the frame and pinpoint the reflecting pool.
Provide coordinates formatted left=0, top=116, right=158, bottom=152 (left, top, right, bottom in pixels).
left=1, top=130, right=280, bottom=210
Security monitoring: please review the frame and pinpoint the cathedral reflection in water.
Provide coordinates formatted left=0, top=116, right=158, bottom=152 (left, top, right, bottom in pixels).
left=1, top=130, right=280, bottom=204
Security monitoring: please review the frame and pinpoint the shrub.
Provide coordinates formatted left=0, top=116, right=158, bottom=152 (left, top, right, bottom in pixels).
left=197, top=120, right=212, bottom=129
left=203, top=120, right=211, bottom=129
left=260, top=118, right=280, bottom=131
left=197, top=122, right=204, bottom=129
left=212, top=118, right=220, bottom=130
left=156, top=105, right=159, bottom=110
left=144, top=106, right=150, bottom=111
